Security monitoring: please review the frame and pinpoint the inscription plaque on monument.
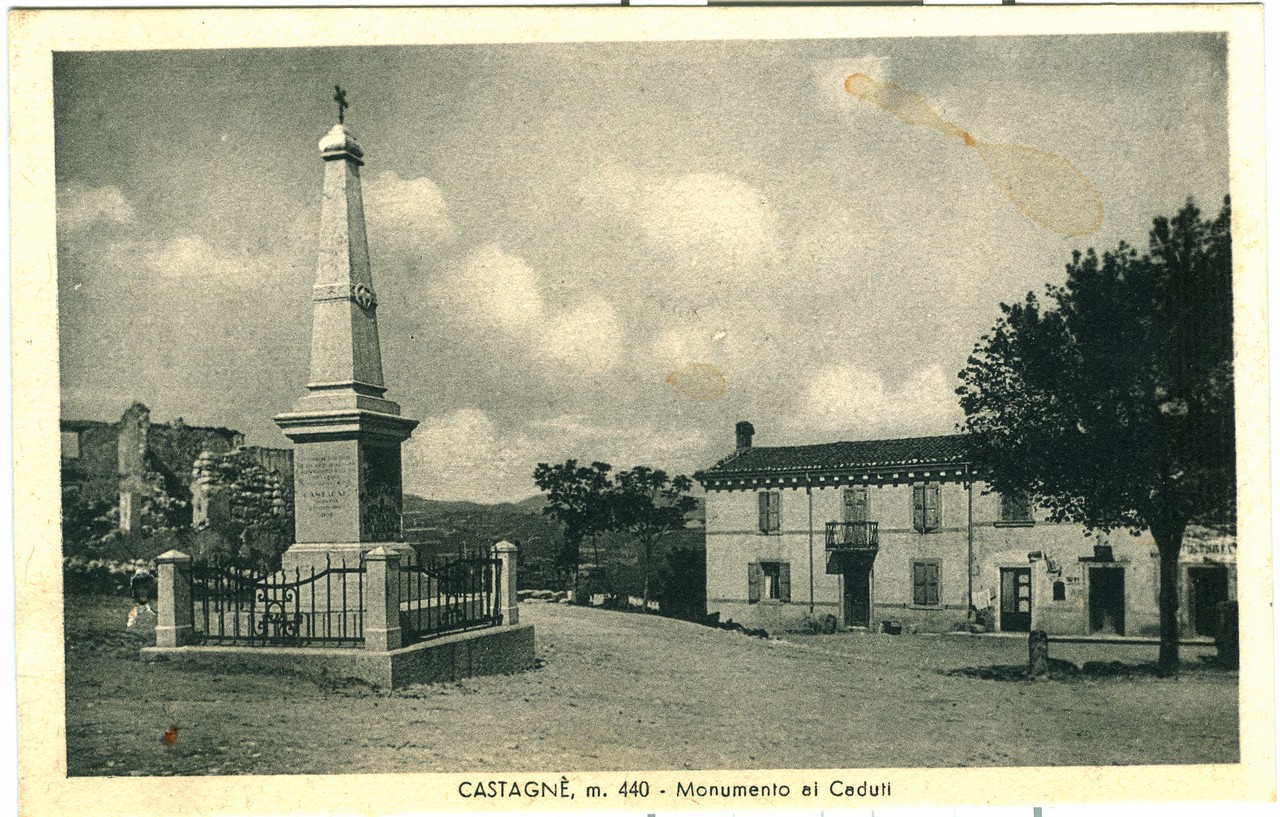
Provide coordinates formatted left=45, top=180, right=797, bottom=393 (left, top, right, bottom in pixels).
left=292, top=441, right=361, bottom=543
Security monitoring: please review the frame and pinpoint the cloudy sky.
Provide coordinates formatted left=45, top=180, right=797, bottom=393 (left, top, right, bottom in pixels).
left=55, top=33, right=1229, bottom=503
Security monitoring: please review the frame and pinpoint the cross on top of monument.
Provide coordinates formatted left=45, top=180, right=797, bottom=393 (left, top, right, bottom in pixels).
left=333, top=85, right=349, bottom=124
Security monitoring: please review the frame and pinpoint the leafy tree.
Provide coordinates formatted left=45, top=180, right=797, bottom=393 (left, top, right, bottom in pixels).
left=611, top=466, right=697, bottom=611
left=957, top=197, right=1233, bottom=676
left=60, top=488, right=119, bottom=558
left=532, top=460, right=615, bottom=598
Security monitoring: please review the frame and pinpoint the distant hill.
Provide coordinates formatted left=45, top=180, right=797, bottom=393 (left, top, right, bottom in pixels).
left=401, top=493, right=706, bottom=582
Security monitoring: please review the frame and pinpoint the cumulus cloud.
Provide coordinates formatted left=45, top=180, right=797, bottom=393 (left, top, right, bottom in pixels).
left=58, top=182, right=137, bottom=234
left=433, top=244, right=623, bottom=375
left=539, top=298, right=622, bottom=374
left=364, top=171, right=457, bottom=253
left=97, top=233, right=256, bottom=282
left=581, top=165, right=778, bottom=270
left=403, top=408, right=709, bottom=504
left=439, top=243, right=545, bottom=330
left=797, top=363, right=960, bottom=440
left=403, top=408, right=537, bottom=503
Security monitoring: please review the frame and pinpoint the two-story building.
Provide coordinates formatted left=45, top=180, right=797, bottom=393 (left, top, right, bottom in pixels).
left=694, top=422, right=1235, bottom=638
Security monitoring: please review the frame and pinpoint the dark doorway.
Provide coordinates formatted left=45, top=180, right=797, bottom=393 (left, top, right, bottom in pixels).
left=1088, top=567, right=1126, bottom=635
left=844, top=564, right=871, bottom=628
left=1188, top=566, right=1229, bottom=637
left=999, top=567, right=1032, bottom=632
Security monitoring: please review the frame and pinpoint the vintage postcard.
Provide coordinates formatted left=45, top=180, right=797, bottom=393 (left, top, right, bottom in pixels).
left=10, top=5, right=1272, bottom=816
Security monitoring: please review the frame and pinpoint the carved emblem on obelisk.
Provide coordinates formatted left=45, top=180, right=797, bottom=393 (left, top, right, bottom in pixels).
left=353, top=283, right=375, bottom=310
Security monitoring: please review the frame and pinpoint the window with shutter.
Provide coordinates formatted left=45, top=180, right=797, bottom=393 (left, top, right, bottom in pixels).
left=925, top=484, right=941, bottom=531
left=748, top=562, right=762, bottom=603
left=999, top=491, right=1034, bottom=523
left=843, top=486, right=869, bottom=523
left=754, top=561, right=788, bottom=602
left=912, top=559, right=941, bottom=606
left=912, top=484, right=940, bottom=532
left=758, top=491, right=780, bottom=534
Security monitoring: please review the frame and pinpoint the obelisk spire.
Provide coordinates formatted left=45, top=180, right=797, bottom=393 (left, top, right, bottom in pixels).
left=296, top=91, right=393, bottom=412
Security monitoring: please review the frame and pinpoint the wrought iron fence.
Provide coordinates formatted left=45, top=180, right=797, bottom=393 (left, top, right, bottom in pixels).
left=191, top=558, right=365, bottom=647
left=825, top=521, right=880, bottom=551
left=399, top=556, right=502, bottom=643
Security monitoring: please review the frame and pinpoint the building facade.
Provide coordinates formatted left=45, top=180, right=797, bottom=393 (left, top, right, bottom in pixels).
left=695, top=422, right=1235, bottom=638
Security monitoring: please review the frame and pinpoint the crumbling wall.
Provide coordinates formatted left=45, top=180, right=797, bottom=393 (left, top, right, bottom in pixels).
left=191, top=448, right=293, bottom=532
left=60, top=421, right=119, bottom=504
left=60, top=403, right=290, bottom=538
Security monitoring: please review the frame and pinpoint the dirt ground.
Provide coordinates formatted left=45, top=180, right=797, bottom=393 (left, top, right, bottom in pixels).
left=63, top=593, right=1237, bottom=776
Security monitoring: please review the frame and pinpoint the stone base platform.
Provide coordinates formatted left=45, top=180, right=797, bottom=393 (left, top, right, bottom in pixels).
left=141, top=624, right=535, bottom=689
left=281, top=541, right=417, bottom=572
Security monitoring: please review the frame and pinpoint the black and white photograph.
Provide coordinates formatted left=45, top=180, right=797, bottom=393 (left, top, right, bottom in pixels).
left=11, top=6, right=1272, bottom=814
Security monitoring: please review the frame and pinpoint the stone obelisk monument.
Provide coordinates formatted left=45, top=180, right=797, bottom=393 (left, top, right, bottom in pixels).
left=275, top=88, right=418, bottom=571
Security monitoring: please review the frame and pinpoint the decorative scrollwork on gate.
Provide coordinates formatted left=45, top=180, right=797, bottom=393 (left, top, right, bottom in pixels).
left=255, top=587, right=301, bottom=644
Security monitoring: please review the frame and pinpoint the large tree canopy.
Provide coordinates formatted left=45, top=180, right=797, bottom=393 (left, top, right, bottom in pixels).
left=612, top=466, right=698, bottom=611
left=957, top=197, right=1233, bottom=675
left=532, top=460, right=615, bottom=585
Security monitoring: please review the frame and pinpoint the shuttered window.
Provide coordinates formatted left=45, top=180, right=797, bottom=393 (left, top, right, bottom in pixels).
left=999, top=491, right=1034, bottom=523
left=843, top=486, right=870, bottom=523
left=749, top=561, right=790, bottom=603
left=911, top=483, right=941, bottom=532
left=912, top=560, right=940, bottom=607
left=758, top=491, right=781, bottom=534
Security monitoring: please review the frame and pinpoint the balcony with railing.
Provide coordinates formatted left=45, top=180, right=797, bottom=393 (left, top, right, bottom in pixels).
left=825, top=521, right=879, bottom=555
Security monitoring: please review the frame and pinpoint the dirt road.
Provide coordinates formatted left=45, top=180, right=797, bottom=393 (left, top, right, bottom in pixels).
left=64, top=594, right=1237, bottom=775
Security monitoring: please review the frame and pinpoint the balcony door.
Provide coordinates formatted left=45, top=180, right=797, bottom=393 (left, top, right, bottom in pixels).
left=843, top=486, right=869, bottom=524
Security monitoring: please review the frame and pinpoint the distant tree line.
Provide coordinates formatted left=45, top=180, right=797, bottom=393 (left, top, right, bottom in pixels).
left=532, top=460, right=700, bottom=614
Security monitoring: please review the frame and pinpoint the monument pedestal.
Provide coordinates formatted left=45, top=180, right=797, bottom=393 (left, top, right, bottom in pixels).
left=275, top=408, right=418, bottom=573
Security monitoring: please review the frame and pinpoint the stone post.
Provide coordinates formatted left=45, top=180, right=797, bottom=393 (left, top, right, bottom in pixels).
left=364, top=547, right=402, bottom=651
left=154, top=550, right=193, bottom=648
left=1028, top=629, right=1050, bottom=679
left=494, top=540, right=519, bottom=626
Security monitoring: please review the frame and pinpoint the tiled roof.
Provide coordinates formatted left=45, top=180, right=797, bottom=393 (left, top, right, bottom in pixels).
left=695, top=434, right=970, bottom=482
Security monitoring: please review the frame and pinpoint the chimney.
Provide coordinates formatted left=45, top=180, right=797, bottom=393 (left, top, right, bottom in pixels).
left=735, top=421, right=755, bottom=453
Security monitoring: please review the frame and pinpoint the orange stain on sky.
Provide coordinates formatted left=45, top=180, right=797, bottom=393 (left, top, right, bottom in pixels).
left=843, top=73, right=1104, bottom=237
left=665, top=363, right=727, bottom=402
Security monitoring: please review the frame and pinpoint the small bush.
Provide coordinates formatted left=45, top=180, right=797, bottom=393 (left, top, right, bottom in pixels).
left=63, top=556, right=153, bottom=596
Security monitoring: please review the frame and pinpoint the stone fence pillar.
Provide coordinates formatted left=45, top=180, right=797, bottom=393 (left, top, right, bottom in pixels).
left=364, top=547, right=403, bottom=651
left=494, top=540, right=519, bottom=626
left=155, top=550, right=194, bottom=648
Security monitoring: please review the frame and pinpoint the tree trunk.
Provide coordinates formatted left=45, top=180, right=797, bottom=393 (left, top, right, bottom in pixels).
left=641, top=539, right=652, bottom=613
left=1152, top=528, right=1186, bottom=677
